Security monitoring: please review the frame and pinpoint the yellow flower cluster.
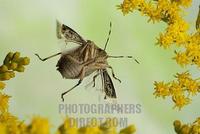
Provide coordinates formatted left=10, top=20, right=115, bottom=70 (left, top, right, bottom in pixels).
left=56, top=118, right=136, bottom=134
left=154, top=71, right=200, bottom=110
left=173, top=30, right=200, bottom=67
left=173, top=117, right=200, bottom=134
left=0, top=52, right=30, bottom=90
left=0, top=52, right=30, bottom=134
left=117, top=0, right=198, bottom=58
left=118, top=0, right=200, bottom=109
left=0, top=52, right=136, bottom=134
left=118, top=0, right=192, bottom=19
left=0, top=115, right=136, bottom=134
left=0, top=114, right=50, bottom=134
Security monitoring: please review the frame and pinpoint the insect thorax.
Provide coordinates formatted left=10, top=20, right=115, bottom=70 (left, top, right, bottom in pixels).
left=56, top=40, right=108, bottom=79
left=86, top=40, right=108, bottom=59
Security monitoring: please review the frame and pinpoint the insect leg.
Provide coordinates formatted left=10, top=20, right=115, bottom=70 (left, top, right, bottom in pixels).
left=61, top=79, right=82, bottom=102
left=92, top=69, right=106, bottom=87
left=104, top=65, right=121, bottom=83
left=92, top=72, right=101, bottom=87
left=35, top=52, right=61, bottom=61
left=61, top=66, right=87, bottom=101
left=91, top=63, right=121, bottom=83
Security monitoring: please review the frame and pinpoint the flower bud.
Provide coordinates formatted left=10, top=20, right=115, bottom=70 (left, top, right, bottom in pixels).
left=0, top=72, right=11, bottom=81
left=180, top=125, right=190, bottom=134
left=119, top=125, right=136, bottom=134
left=19, top=57, right=30, bottom=65
left=174, top=120, right=182, bottom=133
left=10, top=62, right=18, bottom=70
left=0, top=81, right=6, bottom=90
left=12, top=52, right=20, bottom=62
left=0, top=65, right=8, bottom=73
left=3, top=52, right=14, bottom=65
left=15, top=65, right=25, bottom=72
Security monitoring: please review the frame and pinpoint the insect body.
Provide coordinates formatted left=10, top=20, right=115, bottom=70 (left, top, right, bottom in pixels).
left=57, top=40, right=107, bottom=79
left=35, top=21, right=139, bottom=101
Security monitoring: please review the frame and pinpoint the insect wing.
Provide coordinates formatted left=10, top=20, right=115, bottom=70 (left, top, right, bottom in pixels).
left=101, top=69, right=117, bottom=99
left=56, top=20, right=86, bottom=45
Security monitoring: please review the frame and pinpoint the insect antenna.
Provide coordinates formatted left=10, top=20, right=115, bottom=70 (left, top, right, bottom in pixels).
left=35, top=52, right=61, bottom=61
left=103, top=23, right=140, bottom=64
left=104, top=22, right=112, bottom=50
left=108, top=55, right=140, bottom=64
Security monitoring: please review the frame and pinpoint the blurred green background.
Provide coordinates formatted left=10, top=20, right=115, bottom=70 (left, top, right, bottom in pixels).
left=0, top=0, right=200, bottom=133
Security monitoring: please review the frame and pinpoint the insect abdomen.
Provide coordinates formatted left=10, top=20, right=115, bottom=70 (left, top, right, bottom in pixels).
left=56, top=55, right=82, bottom=79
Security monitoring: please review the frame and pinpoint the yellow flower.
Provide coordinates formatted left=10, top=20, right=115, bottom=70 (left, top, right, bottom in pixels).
left=80, top=119, right=102, bottom=134
left=175, top=71, right=190, bottom=81
left=173, top=52, right=190, bottom=67
left=14, top=65, right=25, bottom=72
left=118, top=0, right=200, bottom=111
left=172, top=95, right=191, bottom=110
left=0, top=112, right=18, bottom=123
left=0, top=52, right=30, bottom=83
left=154, top=81, right=170, bottom=98
left=0, top=81, right=6, bottom=90
left=57, top=117, right=78, bottom=134
left=0, top=93, right=10, bottom=112
left=0, top=65, right=8, bottom=73
left=157, top=33, right=173, bottom=48
left=157, top=0, right=170, bottom=15
left=154, top=71, right=200, bottom=109
left=179, top=124, right=190, bottom=134
left=160, top=19, right=189, bottom=47
left=185, top=79, right=199, bottom=95
left=79, top=126, right=101, bottom=134
left=0, top=112, right=23, bottom=134
left=3, top=52, right=14, bottom=66
left=119, top=125, right=136, bottom=134
left=117, top=0, right=134, bottom=15
left=99, top=119, right=117, bottom=134
left=164, top=2, right=180, bottom=21
left=194, top=117, right=200, bottom=124
left=0, top=123, right=7, bottom=134
left=0, top=71, right=15, bottom=81
left=169, top=81, right=183, bottom=97
left=173, top=0, right=192, bottom=7
left=19, top=57, right=30, bottom=65
left=173, top=120, right=182, bottom=133
left=56, top=117, right=137, bottom=134
left=185, top=43, right=200, bottom=58
left=174, top=117, right=200, bottom=134
left=27, top=116, right=50, bottom=134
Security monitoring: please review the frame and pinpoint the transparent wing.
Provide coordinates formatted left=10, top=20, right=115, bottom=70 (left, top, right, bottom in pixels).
left=101, top=69, right=117, bottom=99
left=56, top=20, right=87, bottom=45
